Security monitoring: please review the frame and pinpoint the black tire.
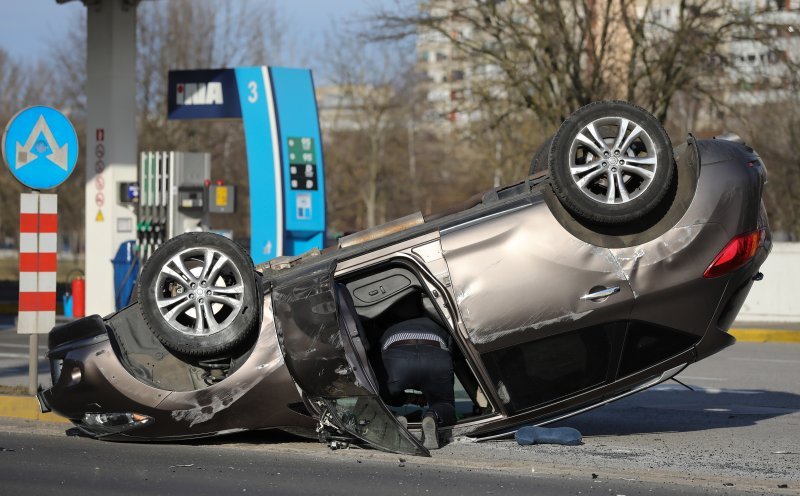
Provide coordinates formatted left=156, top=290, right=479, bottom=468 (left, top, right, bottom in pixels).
left=548, top=100, right=674, bottom=225
left=138, top=232, right=260, bottom=358
left=529, top=136, right=553, bottom=175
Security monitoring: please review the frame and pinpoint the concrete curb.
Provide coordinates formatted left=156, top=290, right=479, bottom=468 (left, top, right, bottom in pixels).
left=730, top=328, right=800, bottom=343
left=0, top=394, right=70, bottom=424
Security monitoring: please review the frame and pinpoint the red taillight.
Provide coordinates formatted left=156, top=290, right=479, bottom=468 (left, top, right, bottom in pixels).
left=704, top=229, right=765, bottom=278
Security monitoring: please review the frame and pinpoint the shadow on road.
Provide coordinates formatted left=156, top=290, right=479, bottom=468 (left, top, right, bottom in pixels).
left=552, top=384, right=800, bottom=436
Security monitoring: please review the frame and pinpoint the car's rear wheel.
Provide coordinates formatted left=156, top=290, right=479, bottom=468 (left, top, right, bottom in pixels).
left=548, top=100, right=674, bottom=225
left=138, top=232, right=260, bottom=358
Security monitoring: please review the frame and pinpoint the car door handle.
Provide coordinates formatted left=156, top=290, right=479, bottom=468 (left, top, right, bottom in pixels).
left=580, top=286, right=620, bottom=301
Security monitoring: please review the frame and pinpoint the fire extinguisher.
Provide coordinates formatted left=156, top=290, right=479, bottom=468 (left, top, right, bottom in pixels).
left=69, top=270, right=85, bottom=319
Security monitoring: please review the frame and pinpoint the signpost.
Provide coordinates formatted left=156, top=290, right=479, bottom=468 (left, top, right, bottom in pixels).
left=2, top=106, right=78, bottom=394
left=3, top=106, right=78, bottom=189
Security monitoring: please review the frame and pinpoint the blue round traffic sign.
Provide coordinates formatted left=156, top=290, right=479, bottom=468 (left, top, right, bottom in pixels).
left=2, top=106, right=78, bottom=190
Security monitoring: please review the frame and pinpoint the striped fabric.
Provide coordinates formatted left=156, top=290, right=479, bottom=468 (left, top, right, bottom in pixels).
left=18, top=193, right=57, bottom=334
left=382, top=331, right=447, bottom=351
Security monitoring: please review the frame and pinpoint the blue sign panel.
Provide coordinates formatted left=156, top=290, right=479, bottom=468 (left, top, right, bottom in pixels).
left=2, top=106, right=78, bottom=190
left=165, top=66, right=326, bottom=261
left=168, top=69, right=242, bottom=120
left=235, top=67, right=283, bottom=264
left=269, top=67, right=326, bottom=255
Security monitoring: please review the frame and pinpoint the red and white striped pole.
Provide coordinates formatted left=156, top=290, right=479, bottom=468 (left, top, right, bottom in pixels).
left=18, top=193, right=57, bottom=394
left=3, top=106, right=77, bottom=395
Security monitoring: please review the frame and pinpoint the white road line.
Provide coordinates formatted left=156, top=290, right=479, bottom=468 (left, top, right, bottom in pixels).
left=0, top=343, right=49, bottom=350
left=652, top=384, right=762, bottom=394
left=677, top=376, right=728, bottom=381
left=0, top=352, right=35, bottom=359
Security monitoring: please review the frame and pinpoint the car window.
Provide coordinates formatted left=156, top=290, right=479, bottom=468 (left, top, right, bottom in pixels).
left=274, top=270, right=428, bottom=456
left=481, top=323, right=619, bottom=414
left=324, top=396, right=429, bottom=456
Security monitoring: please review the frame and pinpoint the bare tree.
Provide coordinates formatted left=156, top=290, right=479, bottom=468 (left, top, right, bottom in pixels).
left=0, top=49, right=32, bottom=245
left=735, top=95, right=800, bottom=240
left=0, top=44, right=83, bottom=251
left=320, top=28, right=413, bottom=229
left=370, top=0, right=767, bottom=127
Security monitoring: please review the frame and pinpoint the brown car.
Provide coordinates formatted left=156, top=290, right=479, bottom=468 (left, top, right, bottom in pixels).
left=39, top=101, right=771, bottom=457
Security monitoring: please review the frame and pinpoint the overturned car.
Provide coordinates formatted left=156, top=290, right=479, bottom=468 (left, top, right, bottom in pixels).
left=39, top=101, right=771, bottom=456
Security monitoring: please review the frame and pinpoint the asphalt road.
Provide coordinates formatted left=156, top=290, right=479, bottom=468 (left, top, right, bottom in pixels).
left=0, top=339, right=798, bottom=495
left=0, top=318, right=49, bottom=388
left=0, top=428, right=769, bottom=496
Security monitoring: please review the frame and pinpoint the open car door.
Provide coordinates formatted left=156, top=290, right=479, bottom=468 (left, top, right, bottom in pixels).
left=271, top=264, right=429, bottom=456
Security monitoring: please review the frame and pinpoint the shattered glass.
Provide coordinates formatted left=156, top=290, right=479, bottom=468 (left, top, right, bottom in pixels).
left=326, top=396, right=429, bottom=456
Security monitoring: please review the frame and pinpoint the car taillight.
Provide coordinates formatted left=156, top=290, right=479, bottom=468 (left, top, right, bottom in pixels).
left=704, top=229, right=765, bottom=278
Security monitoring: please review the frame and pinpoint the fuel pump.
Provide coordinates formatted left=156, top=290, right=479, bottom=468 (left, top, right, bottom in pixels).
left=137, top=151, right=210, bottom=266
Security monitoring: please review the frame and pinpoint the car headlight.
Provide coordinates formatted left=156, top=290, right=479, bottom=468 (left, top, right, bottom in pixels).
left=80, top=412, right=154, bottom=436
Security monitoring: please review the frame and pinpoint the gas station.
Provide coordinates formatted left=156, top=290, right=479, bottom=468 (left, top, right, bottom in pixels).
left=69, top=0, right=326, bottom=316
left=0, top=0, right=328, bottom=393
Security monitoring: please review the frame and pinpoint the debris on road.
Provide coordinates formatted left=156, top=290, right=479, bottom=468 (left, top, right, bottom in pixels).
left=515, top=426, right=582, bottom=446
left=169, top=463, right=195, bottom=468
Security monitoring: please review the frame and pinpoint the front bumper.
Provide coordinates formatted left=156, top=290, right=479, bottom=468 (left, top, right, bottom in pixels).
left=40, top=311, right=315, bottom=441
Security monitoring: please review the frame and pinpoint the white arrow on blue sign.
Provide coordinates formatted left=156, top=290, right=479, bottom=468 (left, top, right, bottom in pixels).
left=2, top=106, right=78, bottom=190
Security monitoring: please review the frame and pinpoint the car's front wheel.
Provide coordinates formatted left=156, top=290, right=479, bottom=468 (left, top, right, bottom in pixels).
left=138, top=232, right=260, bottom=358
left=548, top=100, right=675, bottom=225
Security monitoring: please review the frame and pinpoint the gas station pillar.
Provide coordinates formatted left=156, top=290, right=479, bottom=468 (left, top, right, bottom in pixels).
left=84, top=0, right=139, bottom=316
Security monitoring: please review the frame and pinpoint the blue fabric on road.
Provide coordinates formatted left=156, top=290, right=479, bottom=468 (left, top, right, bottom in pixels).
left=515, top=426, right=582, bottom=446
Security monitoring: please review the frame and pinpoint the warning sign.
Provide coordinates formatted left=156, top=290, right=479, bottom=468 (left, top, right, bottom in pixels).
left=96, top=210, right=104, bottom=222
left=208, top=184, right=235, bottom=213
left=215, top=185, right=228, bottom=206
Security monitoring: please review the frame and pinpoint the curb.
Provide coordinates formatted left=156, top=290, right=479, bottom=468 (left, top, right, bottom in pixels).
left=0, top=394, right=70, bottom=424
left=730, top=328, right=800, bottom=343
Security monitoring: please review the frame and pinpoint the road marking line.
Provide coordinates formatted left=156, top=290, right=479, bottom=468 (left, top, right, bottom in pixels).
left=728, top=357, right=800, bottom=365
left=652, top=385, right=762, bottom=394
left=0, top=343, right=49, bottom=350
left=731, top=329, right=800, bottom=343
left=0, top=352, right=44, bottom=359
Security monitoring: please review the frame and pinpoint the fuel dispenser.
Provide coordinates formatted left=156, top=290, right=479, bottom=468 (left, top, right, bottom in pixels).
left=136, top=151, right=211, bottom=265
left=112, top=151, right=234, bottom=310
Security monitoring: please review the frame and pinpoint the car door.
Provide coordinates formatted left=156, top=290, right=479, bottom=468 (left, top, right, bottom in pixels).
left=270, top=262, right=429, bottom=456
left=440, top=201, right=635, bottom=415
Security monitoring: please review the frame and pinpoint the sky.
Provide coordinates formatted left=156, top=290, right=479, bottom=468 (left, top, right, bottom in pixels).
left=0, top=0, right=394, bottom=80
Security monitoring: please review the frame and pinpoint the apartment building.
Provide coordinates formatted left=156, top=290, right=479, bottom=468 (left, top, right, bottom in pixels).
left=414, top=0, right=800, bottom=130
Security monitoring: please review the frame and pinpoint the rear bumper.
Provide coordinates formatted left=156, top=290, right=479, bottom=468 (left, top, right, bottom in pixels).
left=695, top=227, right=771, bottom=360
